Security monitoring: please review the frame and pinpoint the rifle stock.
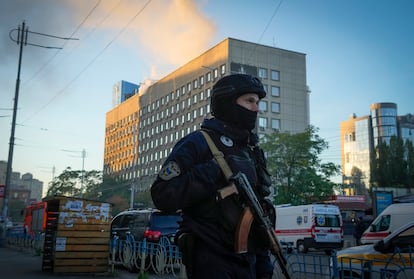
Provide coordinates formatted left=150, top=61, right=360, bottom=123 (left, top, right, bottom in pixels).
left=230, top=172, right=291, bottom=279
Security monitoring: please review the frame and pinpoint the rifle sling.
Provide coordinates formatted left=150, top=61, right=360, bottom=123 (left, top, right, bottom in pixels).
left=200, top=130, right=253, bottom=253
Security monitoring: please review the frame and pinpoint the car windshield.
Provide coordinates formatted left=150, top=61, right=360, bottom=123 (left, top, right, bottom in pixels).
left=370, top=215, right=390, bottom=232
left=151, top=215, right=181, bottom=228
left=315, top=214, right=340, bottom=227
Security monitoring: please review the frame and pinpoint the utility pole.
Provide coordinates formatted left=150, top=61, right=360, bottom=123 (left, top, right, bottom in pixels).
left=1, top=22, right=26, bottom=236
left=1, top=22, right=78, bottom=242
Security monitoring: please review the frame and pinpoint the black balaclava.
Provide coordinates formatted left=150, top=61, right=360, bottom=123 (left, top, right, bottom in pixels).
left=211, top=74, right=266, bottom=131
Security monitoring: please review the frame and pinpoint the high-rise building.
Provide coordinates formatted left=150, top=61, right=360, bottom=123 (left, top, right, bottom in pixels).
left=398, top=113, right=414, bottom=143
left=370, top=102, right=398, bottom=146
left=104, top=38, right=309, bottom=189
left=112, top=80, right=139, bottom=108
left=340, top=114, right=373, bottom=193
left=340, top=102, right=414, bottom=194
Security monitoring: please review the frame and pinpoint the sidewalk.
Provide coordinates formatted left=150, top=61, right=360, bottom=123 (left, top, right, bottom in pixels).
left=0, top=246, right=175, bottom=279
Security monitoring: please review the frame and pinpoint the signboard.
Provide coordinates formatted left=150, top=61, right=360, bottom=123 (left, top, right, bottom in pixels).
left=373, top=191, right=393, bottom=217
left=55, top=237, right=67, bottom=251
left=333, top=195, right=366, bottom=202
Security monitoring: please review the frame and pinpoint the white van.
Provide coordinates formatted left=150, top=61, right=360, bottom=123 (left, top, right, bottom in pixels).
left=360, top=203, right=414, bottom=244
left=274, top=204, right=343, bottom=253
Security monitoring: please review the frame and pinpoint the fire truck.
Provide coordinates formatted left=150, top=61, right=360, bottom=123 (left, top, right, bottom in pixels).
left=23, top=201, right=47, bottom=237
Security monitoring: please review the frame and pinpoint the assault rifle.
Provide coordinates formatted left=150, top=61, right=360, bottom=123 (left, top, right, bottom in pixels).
left=219, top=172, right=291, bottom=279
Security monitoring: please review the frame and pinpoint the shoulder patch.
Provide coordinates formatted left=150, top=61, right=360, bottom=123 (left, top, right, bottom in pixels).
left=158, top=161, right=181, bottom=181
left=220, top=135, right=233, bottom=147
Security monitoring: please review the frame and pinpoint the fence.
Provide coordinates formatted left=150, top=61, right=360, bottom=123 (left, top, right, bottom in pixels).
left=6, top=227, right=414, bottom=279
left=110, top=233, right=183, bottom=277
left=5, top=226, right=44, bottom=255
left=335, top=247, right=414, bottom=279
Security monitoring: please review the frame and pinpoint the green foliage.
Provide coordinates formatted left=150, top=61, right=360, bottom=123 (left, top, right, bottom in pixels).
left=45, top=169, right=154, bottom=215
left=260, top=125, right=341, bottom=205
left=46, top=167, right=83, bottom=197
left=8, top=199, right=25, bottom=222
left=372, top=136, right=414, bottom=188
left=406, top=140, right=414, bottom=188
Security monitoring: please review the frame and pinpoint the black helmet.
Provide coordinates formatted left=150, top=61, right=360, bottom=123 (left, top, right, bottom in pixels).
left=211, top=74, right=266, bottom=130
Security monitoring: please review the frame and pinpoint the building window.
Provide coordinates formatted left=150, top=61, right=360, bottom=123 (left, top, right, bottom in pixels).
left=271, top=86, right=280, bottom=97
left=199, top=76, right=204, bottom=87
left=271, top=119, right=280, bottom=130
left=258, top=68, right=267, bottom=79
left=187, top=82, right=192, bottom=92
left=206, top=72, right=212, bottom=82
left=193, top=79, right=198, bottom=89
left=213, top=68, right=219, bottom=79
left=220, top=64, right=226, bottom=75
left=259, top=117, right=267, bottom=130
left=271, top=102, right=280, bottom=113
left=259, top=100, right=267, bottom=112
left=271, top=70, right=280, bottom=81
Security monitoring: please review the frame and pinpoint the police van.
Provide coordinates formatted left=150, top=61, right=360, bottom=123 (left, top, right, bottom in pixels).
left=274, top=204, right=343, bottom=254
left=360, top=203, right=414, bottom=244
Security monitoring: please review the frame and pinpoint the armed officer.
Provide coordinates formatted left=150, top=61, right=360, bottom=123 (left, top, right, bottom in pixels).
left=151, top=74, right=274, bottom=279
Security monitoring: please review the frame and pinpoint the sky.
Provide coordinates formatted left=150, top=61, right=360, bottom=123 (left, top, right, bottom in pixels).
left=1, top=0, right=413, bottom=194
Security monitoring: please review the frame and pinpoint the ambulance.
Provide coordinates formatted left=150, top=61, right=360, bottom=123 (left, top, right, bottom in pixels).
left=360, top=203, right=414, bottom=244
left=274, top=204, right=343, bottom=254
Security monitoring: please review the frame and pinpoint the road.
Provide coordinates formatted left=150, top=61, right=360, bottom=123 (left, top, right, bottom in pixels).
left=1, top=232, right=357, bottom=279
left=0, top=244, right=339, bottom=279
left=0, top=245, right=176, bottom=279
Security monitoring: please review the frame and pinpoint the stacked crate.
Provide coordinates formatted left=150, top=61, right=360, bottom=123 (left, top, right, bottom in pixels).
left=41, top=196, right=112, bottom=274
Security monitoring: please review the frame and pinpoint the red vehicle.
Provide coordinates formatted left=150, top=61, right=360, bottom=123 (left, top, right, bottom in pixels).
left=23, top=201, right=47, bottom=237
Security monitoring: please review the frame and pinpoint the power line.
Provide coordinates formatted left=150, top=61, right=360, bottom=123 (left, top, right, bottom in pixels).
left=257, top=0, right=284, bottom=44
left=2, top=21, right=78, bottom=238
left=21, top=0, right=102, bottom=92
left=21, top=0, right=152, bottom=124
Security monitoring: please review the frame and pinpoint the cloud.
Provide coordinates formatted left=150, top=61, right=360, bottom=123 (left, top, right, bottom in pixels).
left=1, top=0, right=216, bottom=80
left=74, top=0, right=217, bottom=77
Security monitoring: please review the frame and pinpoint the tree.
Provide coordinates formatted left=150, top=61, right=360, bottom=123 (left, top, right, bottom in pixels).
left=371, top=136, right=413, bottom=189
left=260, top=126, right=341, bottom=205
left=389, top=136, right=406, bottom=187
left=46, top=167, right=82, bottom=197
left=45, top=169, right=152, bottom=215
left=406, top=140, right=414, bottom=190
left=46, top=167, right=103, bottom=198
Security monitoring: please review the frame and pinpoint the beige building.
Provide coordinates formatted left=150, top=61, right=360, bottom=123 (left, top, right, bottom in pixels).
left=340, top=102, right=414, bottom=195
left=104, top=38, right=309, bottom=190
left=340, top=114, right=373, bottom=195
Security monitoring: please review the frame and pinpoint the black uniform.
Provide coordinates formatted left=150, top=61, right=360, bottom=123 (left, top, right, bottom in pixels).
left=151, top=74, right=274, bottom=279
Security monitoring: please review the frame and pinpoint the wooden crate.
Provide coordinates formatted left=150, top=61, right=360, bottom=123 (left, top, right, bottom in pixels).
left=42, top=196, right=112, bottom=274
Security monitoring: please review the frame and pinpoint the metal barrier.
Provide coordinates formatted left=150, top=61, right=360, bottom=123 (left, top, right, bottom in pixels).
left=284, top=252, right=334, bottom=279
left=110, top=234, right=183, bottom=277
left=335, top=247, right=414, bottom=279
left=5, top=227, right=44, bottom=255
